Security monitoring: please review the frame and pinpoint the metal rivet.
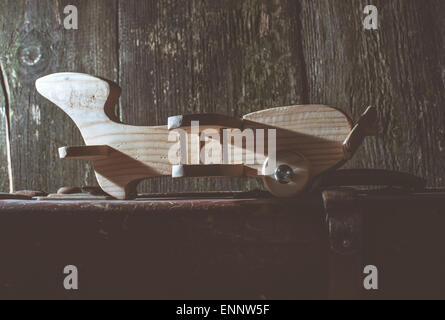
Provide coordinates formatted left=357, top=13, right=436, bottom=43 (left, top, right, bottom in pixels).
left=273, top=164, right=295, bottom=184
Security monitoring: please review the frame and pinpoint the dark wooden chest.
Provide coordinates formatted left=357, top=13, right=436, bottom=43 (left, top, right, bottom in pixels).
left=0, top=170, right=444, bottom=300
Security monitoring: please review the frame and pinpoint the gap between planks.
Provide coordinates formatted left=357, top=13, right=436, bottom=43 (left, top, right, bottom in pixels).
left=0, top=60, right=14, bottom=193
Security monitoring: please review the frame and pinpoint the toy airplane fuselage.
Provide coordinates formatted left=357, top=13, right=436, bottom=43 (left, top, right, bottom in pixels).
left=36, top=73, right=376, bottom=199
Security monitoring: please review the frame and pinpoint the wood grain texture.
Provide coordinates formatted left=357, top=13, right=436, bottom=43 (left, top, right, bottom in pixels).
left=36, top=72, right=174, bottom=199
left=172, top=164, right=245, bottom=178
left=0, top=70, right=11, bottom=192
left=244, top=105, right=352, bottom=174
left=59, top=145, right=112, bottom=160
left=0, top=194, right=328, bottom=299
left=36, top=73, right=353, bottom=199
left=118, top=0, right=308, bottom=193
left=0, top=0, right=443, bottom=192
left=343, top=106, right=377, bottom=159
left=0, top=0, right=118, bottom=193
left=168, top=113, right=243, bottom=130
left=300, top=0, right=445, bottom=186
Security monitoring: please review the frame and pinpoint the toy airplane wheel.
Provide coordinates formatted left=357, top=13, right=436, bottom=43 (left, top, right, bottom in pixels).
left=261, top=152, right=311, bottom=197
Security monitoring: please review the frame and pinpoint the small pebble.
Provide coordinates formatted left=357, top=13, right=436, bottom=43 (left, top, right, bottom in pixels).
left=57, top=186, right=82, bottom=194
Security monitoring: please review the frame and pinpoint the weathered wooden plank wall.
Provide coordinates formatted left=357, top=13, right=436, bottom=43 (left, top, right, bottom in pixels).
left=118, top=0, right=307, bottom=192
left=0, top=0, right=443, bottom=194
left=0, top=0, right=118, bottom=192
left=0, top=70, right=10, bottom=191
left=300, top=0, right=445, bottom=185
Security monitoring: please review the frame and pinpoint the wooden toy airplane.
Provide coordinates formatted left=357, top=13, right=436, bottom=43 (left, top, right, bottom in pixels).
left=36, top=73, right=376, bottom=199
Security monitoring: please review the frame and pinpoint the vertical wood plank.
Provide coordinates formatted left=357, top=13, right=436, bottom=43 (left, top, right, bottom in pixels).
left=1, top=0, right=442, bottom=193
left=119, top=0, right=307, bottom=193
left=0, top=0, right=118, bottom=192
left=300, top=0, right=445, bottom=186
left=0, top=74, right=11, bottom=192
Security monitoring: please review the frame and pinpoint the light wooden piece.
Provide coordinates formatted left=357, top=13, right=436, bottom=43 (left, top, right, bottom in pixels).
left=35, top=193, right=112, bottom=201
left=168, top=114, right=243, bottom=130
left=172, top=164, right=245, bottom=178
left=36, top=72, right=369, bottom=199
left=36, top=73, right=174, bottom=199
left=262, top=152, right=311, bottom=198
left=59, top=145, right=112, bottom=160
left=242, top=105, right=353, bottom=176
left=342, top=106, right=377, bottom=159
